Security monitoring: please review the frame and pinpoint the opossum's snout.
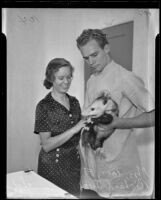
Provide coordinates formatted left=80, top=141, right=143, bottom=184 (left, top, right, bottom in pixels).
left=82, top=100, right=106, bottom=118
left=82, top=96, right=119, bottom=119
left=81, top=107, right=97, bottom=118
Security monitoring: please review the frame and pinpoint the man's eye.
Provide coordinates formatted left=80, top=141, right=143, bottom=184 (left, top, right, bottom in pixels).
left=92, top=53, right=97, bottom=57
left=91, top=108, right=95, bottom=111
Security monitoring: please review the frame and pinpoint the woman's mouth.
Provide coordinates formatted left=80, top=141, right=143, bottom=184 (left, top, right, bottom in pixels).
left=63, top=86, right=69, bottom=90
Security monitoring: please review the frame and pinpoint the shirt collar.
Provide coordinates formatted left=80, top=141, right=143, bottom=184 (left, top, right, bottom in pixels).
left=92, top=60, right=115, bottom=78
left=101, top=60, right=115, bottom=74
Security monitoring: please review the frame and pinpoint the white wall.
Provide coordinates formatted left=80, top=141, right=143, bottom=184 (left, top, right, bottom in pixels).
left=4, top=9, right=158, bottom=189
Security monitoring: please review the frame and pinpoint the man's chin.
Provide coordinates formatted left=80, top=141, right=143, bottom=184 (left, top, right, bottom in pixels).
left=92, top=68, right=102, bottom=74
left=93, top=71, right=101, bottom=75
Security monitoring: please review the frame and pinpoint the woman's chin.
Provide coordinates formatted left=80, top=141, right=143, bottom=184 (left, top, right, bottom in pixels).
left=61, top=88, right=69, bottom=93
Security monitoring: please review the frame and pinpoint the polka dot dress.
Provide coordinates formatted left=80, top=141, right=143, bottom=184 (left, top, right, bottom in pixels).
left=34, top=92, right=81, bottom=197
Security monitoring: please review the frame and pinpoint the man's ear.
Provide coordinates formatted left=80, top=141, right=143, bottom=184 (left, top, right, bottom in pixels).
left=104, top=44, right=110, bottom=54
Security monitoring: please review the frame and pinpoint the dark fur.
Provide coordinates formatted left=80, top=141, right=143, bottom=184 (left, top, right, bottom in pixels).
left=82, top=113, right=113, bottom=150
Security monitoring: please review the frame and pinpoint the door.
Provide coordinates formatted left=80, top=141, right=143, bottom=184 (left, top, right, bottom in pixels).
left=84, top=21, right=134, bottom=86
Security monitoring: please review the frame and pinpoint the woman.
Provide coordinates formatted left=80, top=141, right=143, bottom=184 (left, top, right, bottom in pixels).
left=34, top=58, right=86, bottom=197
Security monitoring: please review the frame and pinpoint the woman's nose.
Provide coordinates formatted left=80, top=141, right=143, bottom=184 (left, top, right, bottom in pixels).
left=63, top=78, right=68, bottom=83
left=63, top=77, right=71, bottom=84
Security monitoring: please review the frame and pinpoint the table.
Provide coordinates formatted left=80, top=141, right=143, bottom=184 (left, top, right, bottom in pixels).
left=7, top=170, right=77, bottom=199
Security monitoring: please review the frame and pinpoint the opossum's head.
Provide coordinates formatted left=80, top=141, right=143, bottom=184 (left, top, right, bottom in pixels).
left=82, top=93, right=118, bottom=118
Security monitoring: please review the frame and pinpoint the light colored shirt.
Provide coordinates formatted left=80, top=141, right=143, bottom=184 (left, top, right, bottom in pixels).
left=79, top=60, right=154, bottom=198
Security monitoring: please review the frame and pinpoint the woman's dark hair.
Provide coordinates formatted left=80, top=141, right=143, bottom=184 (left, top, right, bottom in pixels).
left=76, top=29, right=109, bottom=49
left=43, top=58, right=74, bottom=89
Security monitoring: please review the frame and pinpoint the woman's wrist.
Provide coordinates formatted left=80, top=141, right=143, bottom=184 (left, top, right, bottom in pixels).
left=69, top=127, right=76, bottom=136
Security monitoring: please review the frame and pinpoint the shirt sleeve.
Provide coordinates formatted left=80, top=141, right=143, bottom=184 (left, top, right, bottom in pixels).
left=34, top=102, right=51, bottom=134
left=122, top=72, right=155, bottom=112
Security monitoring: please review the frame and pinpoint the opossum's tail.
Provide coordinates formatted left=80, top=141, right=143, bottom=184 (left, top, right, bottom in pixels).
left=79, top=128, right=97, bottom=179
left=79, top=128, right=87, bottom=162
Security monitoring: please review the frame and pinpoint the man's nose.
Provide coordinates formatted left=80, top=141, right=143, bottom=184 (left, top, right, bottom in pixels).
left=89, top=57, right=94, bottom=65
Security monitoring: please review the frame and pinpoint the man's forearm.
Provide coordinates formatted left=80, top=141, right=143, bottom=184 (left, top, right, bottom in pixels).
left=113, top=110, right=155, bottom=129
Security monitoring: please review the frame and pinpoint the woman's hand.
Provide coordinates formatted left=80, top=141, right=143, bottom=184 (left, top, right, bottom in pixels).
left=73, top=119, right=87, bottom=133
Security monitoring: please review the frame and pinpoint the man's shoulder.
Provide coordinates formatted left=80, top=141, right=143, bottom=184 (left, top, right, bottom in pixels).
left=111, top=61, right=144, bottom=86
left=112, top=61, right=129, bottom=73
left=109, top=61, right=130, bottom=80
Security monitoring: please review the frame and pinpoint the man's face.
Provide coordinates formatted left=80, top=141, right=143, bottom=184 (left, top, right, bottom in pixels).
left=79, top=39, right=109, bottom=75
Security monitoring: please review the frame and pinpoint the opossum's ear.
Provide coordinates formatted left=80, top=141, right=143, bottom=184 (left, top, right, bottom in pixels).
left=96, top=91, right=109, bottom=105
left=103, top=97, right=108, bottom=105
left=102, top=92, right=111, bottom=105
left=98, top=90, right=110, bottom=100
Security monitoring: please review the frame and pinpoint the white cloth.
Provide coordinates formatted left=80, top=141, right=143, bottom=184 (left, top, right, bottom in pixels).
left=7, top=170, right=77, bottom=199
left=80, top=60, right=154, bottom=198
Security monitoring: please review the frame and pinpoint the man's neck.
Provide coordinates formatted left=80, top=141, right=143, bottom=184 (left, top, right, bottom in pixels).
left=94, top=57, right=113, bottom=76
left=107, top=55, right=112, bottom=66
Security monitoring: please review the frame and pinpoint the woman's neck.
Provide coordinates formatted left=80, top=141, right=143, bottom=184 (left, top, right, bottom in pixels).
left=51, top=90, right=70, bottom=110
left=51, top=90, right=68, bottom=102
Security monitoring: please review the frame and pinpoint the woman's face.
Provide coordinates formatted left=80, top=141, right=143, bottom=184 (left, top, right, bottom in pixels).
left=53, top=66, right=72, bottom=93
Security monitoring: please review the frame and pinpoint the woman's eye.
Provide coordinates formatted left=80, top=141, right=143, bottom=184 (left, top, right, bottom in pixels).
left=91, top=108, right=95, bottom=111
left=58, top=76, right=72, bottom=80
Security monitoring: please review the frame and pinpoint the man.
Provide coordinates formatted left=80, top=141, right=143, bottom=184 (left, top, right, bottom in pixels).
left=76, top=29, right=155, bottom=198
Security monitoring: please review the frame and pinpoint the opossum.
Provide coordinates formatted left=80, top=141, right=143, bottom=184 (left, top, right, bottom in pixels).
left=81, top=92, right=119, bottom=150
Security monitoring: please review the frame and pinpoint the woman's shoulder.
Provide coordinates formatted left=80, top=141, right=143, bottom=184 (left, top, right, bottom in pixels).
left=36, top=92, right=51, bottom=110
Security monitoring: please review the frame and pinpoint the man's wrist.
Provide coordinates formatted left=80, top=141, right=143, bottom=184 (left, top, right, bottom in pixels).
left=111, top=117, right=119, bottom=129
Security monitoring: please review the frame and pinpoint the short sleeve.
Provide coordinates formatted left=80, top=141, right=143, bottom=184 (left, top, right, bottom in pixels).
left=122, top=73, right=155, bottom=112
left=34, top=102, right=51, bottom=134
left=74, top=98, right=82, bottom=120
